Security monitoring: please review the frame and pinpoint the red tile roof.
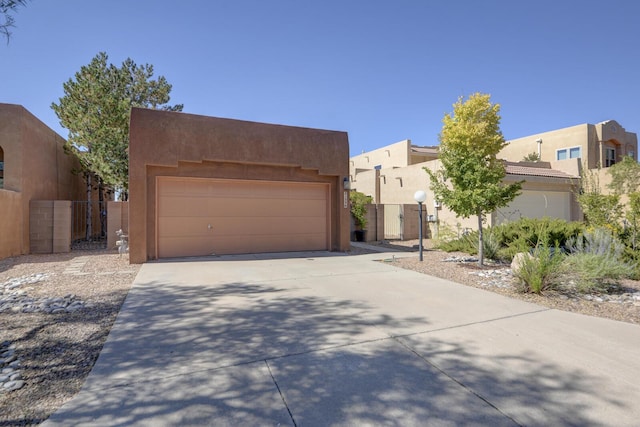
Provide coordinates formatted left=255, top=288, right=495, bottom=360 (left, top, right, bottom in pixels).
left=505, top=162, right=578, bottom=179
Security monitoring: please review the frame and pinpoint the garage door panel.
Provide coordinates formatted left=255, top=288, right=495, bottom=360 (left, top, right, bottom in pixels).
left=157, top=177, right=329, bottom=258
left=157, top=236, right=215, bottom=258
left=158, top=217, right=213, bottom=237
left=496, top=190, right=570, bottom=225
left=210, top=234, right=327, bottom=255
left=207, top=198, right=326, bottom=218
left=210, top=216, right=326, bottom=236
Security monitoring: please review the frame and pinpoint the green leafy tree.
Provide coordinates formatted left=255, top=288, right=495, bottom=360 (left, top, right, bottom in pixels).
left=1, top=0, right=27, bottom=42
left=350, top=190, right=373, bottom=229
left=577, top=164, right=622, bottom=231
left=426, top=93, right=522, bottom=265
left=607, top=156, right=640, bottom=249
left=607, top=155, right=640, bottom=196
left=52, top=52, right=182, bottom=239
left=52, top=52, right=183, bottom=199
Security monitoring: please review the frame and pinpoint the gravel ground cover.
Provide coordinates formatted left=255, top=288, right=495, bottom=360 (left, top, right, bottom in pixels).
left=0, top=251, right=139, bottom=426
left=1, top=243, right=638, bottom=425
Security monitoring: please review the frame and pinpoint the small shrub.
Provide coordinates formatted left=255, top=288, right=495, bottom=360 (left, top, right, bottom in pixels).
left=513, top=244, right=565, bottom=294
left=561, top=253, right=635, bottom=293
left=494, top=217, right=583, bottom=249
left=437, top=232, right=477, bottom=254
left=482, top=227, right=502, bottom=261
left=562, top=228, right=636, bottom=292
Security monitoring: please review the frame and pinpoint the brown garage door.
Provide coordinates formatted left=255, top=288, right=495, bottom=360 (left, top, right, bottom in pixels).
left=156, top=177, right=330, bottom=258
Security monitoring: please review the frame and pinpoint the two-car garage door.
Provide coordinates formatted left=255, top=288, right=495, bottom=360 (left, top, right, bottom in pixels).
left=156, top=177, right=330, bottom=258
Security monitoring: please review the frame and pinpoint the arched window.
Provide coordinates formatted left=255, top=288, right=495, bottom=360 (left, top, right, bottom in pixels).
left=0, top=146, right=4, bottom=189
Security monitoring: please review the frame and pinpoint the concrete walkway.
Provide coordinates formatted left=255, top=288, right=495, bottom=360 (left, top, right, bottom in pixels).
left=44, top=251, right=640, bottom=426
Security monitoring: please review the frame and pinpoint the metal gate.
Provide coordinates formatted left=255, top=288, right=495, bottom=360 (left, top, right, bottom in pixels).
left=71, top=201, right=108, bottom=250
left=384, top=204, right=403, bottom=240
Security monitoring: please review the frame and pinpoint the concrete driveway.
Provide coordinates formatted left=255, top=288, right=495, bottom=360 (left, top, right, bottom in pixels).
left=44, top=251, right=640, bottom=426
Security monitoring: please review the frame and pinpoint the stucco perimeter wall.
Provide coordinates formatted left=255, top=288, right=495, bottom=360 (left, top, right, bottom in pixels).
left=0, top=104, right=85, bottom=256
left=129, top=108, right=350, bottom=263
left=29, top=200, right=72, bottom=254
left=0, top=190, right=23, bottom=259
left=106, top=201, right=129, bottom=250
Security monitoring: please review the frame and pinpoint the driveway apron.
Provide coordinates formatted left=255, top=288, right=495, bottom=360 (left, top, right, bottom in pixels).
left=44, top=251, right=640, bottom=426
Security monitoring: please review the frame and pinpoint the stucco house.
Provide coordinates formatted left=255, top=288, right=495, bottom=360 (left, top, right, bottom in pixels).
left=128, top=108, right=351, bottom=263
left=349, top=120, right=637, bottom=241
left=0, top=103, right=85, bottom=259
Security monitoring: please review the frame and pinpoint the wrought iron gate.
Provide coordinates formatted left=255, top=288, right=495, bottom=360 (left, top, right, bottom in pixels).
left=384, top=204, right=403, bottom=240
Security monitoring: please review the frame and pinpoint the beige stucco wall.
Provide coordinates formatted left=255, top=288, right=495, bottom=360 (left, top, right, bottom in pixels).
left=350, top=140, right=412, bottom=175
left=500, top=124, right=592, bottom=168
left=129, top=108, right=350, bottom=263
left=0, top=104, right=85, bottom=259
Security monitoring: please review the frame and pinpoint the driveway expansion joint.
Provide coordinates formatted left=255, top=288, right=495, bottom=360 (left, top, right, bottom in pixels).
left=390, top=335, right=523, bottom=427
left=265, top=360, right=297, bottom=427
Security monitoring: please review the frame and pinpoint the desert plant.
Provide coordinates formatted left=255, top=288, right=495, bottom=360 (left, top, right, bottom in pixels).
left=561, top=253, right=635, bottom=293
left=437, top=231, right=478, bottom=254
left=563, top=228, right=636, bottom=292
left=513, top=244, right=565, bottom=294
left=482, top=227, right=502, bottom=261
left=522, top=152, right=540, bottom=162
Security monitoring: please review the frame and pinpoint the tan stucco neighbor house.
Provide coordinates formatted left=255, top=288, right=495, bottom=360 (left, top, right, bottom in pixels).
left=0, top=103, right=84, bottom=260
left=349, top=120, right=637, bottom=241
left=128, top=108, right=351, bottom=263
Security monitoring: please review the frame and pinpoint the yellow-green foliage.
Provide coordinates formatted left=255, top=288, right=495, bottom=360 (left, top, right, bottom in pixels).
left=349, top=190, right=372, bottom=229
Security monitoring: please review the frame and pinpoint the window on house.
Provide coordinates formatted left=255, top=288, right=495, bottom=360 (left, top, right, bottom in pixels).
left=605, top=148, right=616, bottom=167
left=556, top=147, right=581, bottom=161
left=569, top=147, right=581, bottom=159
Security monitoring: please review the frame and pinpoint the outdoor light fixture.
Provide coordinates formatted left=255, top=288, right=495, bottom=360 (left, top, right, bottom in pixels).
left=343, top=177, right=350, bottom=190
left=414, top=190, right=427, bottom=261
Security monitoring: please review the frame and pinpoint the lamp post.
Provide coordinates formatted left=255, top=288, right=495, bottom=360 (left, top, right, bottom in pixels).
left=414, top=190, right=427, bottom=261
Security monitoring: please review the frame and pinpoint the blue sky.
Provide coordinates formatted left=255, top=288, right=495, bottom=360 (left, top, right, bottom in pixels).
left=2, top=0, right=639, bottom=156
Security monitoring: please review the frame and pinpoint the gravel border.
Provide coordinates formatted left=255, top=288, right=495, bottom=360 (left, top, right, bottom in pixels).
left=0, top=250, right=139, bottom=426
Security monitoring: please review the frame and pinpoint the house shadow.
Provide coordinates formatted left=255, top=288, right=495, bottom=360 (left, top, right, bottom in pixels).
left=34, top=278, right=633, bottom=426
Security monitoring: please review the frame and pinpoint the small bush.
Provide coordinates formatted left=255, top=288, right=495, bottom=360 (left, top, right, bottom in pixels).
left=437, top=232, right=477, bottom=254
left=562, top=228, right=636, bottom=292
left=494, top=217, right=584, bottom=254
left=513, top=245, right=565, bottom=294
left=482, top=228, right=502, bottom=261
left=561, top=253, right=635, bottom=293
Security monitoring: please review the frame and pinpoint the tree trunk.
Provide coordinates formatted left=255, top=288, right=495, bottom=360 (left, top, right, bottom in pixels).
left=98, top=179, right=105, bottom=238
left=85, top=173, right=92, bottom=241
left=477, top=211, right=484, bottom=266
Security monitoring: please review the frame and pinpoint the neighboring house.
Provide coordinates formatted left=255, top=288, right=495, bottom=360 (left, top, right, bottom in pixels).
left=349, top=119, right=637, bottom=241
left=0, top=103, right=85, bottom=259
left=499, top=120, right=638, bottom=190
left=128, top=108, right=350, bottom=263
